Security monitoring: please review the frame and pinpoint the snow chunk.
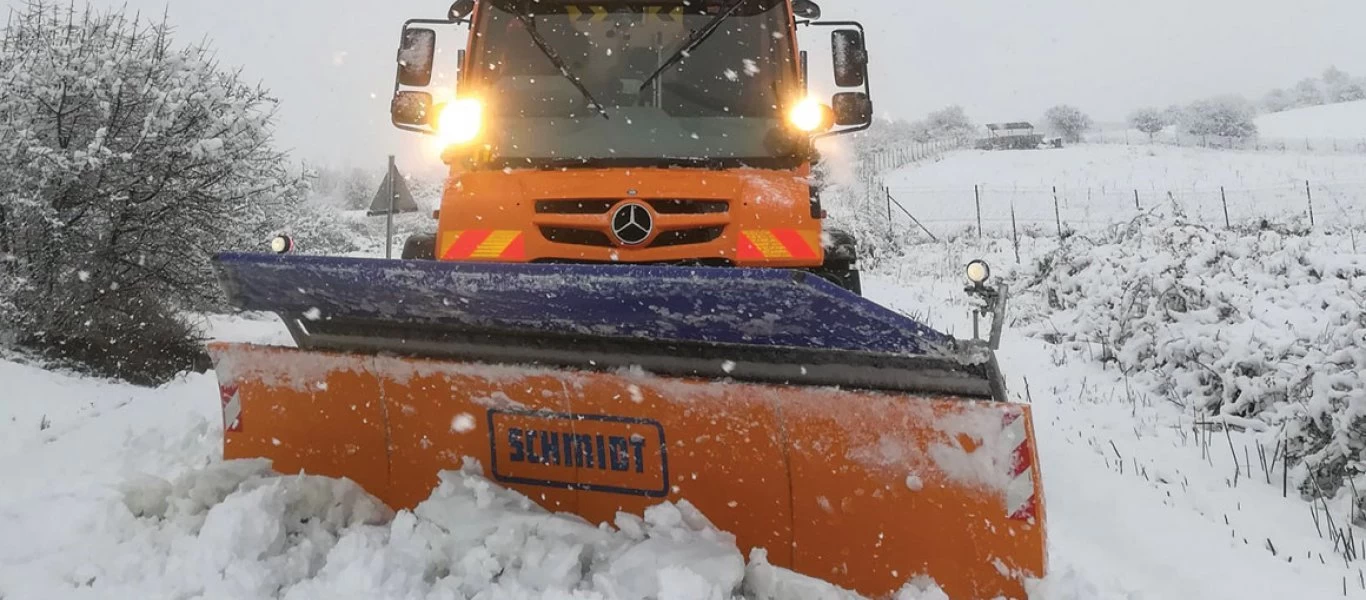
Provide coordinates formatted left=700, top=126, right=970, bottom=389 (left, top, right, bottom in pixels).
left=451, top=413, right=476, bottom=433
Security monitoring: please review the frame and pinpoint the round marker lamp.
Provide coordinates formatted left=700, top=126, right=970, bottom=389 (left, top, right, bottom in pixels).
left=966, top=259, right=991, bottom=285
left=270, top=234, right=294, bottom=255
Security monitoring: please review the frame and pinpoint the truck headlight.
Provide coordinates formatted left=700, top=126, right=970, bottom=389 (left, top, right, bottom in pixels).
left=788, top=97, right=833, bottom=133
left=437, top=97, right=483, bottom=146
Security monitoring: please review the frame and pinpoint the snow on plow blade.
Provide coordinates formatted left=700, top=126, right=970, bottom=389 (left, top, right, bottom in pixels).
left=208, top=253, right=1046, bottom=598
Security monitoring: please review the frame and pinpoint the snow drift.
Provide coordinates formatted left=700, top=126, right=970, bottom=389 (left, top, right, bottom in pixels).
left=1, top=452, right=954, bottom=600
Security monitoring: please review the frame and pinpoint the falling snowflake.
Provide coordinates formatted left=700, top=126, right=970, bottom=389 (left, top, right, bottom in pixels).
left=743, top=58, right=759, bottom=76
left=303, top=307, right=322, bottom=321
left=723, top=68, right=738, bottom=81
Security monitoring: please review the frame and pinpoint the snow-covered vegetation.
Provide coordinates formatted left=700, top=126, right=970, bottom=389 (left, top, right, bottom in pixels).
left=1019, top=207, right=1366, bottom=510
left=0, top=4, right=328, bottom=383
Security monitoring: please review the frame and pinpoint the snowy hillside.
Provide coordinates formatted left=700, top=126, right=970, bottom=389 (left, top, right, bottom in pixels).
left=1257, top=100, right=1366, bottom=140
left=881, top=144, right=1366, bottom=237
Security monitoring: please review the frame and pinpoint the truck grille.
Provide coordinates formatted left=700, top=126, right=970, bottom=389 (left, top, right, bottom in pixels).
left=534, top=200, right=616, bottom=214
left=536, top=198, right=729, bottom=249
left=647, top=199, right=728, bottom=214
left=650, top=227, right=725, bottom=247
left=539, top=227, right=613, bottom=247
left=535, top=198, right=728, bottom=214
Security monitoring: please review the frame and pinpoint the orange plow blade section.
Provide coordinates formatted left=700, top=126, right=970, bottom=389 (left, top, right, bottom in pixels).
left=210, top=342, right=1046, bottom=598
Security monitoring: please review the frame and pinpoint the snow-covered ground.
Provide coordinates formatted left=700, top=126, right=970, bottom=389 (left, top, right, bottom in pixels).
left=1257, top=100, right=1366, bottom=140
left=4, top=241, right=1364, bottom=598
left=881, top=144, right=1366, bottom=237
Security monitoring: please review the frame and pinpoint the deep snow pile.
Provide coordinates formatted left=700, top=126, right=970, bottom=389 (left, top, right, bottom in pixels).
left=1016, top=207, right=1366, bottom=510
left=3, top=451, right=935, bottom=600
left=42, top=457, right=760, bottom=600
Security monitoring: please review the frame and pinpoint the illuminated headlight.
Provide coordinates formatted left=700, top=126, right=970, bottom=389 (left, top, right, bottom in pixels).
left=437, top=97, right=483, bottom=146
left=788, top=97, right=833, bottom=133
left=965, top=259, right=991, bottom=285
left=270, top=234, right=294, bottom=255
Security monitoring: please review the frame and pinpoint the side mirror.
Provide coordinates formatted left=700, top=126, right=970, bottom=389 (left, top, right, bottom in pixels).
left=449, top=0, right=475, bottom=20
left=831, top=29, right=867, bottom=88
left=391, top=91, right=434, bottom=127
left=397, top=28, right=437, bottom=87
left=831, top=92, right=872, bottom=126
left=793, top=0, right=821, bottom=19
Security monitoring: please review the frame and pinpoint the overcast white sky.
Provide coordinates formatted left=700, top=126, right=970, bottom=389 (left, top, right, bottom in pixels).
left=12, top=0, right=1366, bottom=172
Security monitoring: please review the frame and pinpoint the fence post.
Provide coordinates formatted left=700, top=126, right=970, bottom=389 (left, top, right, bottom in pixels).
left=1053, top=186, right=1063, bottom=238
left=886, top=186, right=893, bottom=234
left=1220, top=186, right=1230, bottom=229
left=1134, top=189, right=1140, bottom=210
left=1306, top=180, right=1315, bottom=227
left=1011, top=203, right=1021, bottom=264
left=974, top=184, right=983, bottom=238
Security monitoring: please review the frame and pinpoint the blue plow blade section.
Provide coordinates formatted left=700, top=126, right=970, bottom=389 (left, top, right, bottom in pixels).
left=211, top=253, right=997, bottom=397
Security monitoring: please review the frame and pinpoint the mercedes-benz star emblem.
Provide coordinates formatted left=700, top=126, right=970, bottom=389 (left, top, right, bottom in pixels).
left=611, top=202, right=653, bottom=246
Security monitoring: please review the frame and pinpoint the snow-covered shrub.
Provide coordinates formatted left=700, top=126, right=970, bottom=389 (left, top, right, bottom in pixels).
left=1043, top=105, right=1092, bottom=143
left=1179, top=95, right=1258, bottom=140
left=0, top=4, right=308, bottom=384
left=1020, top=206, right=1366, bottom=505
left=1128, top=108, right=1167, bottom=139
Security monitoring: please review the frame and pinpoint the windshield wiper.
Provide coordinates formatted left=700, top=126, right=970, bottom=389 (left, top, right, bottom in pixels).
left=637, top=0, right=747, bottom=93
left=514, top=12, right=610, bottom=120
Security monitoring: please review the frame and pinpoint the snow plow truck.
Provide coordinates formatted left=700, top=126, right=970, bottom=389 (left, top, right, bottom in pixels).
left=205, top=0, right=1048, bottom=597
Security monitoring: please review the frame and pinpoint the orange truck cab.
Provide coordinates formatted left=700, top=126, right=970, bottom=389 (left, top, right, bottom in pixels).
left=388, top=0, right=874, bottom=293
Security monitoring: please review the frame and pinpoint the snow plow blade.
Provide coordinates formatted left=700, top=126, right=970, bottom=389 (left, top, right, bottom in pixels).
left=208, top=253, right=1046, bottom=599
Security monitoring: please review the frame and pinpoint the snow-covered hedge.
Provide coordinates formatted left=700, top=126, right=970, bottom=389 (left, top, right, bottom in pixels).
left=0, top=5, right=312, bottom=384
left=1021, top=208, right=1366, bottom=504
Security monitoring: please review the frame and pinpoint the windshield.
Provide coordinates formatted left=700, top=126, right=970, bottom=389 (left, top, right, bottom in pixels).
left=468, top=0, right=800, bottom=167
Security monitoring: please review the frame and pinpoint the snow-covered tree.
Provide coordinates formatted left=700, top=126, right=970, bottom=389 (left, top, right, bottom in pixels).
left=1262, top=88, right=1296, bottom=113
left=1321, top=67, right=1366, bottom=103
left=1043, top=105, right=1092, bottom=143
left=0, top=3, right=309, bottom=384
left=1127, top=108, right=1167, bottom=139
left=1179, top=95, right=1258, bottom=139
left=1294, top=78, right=1325, bottom=107
left=917, top=105, right=975, bottom=142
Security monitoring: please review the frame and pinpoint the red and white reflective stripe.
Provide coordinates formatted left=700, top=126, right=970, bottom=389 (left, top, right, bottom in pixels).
left=1003, top=410, right=1037, bottom=521
left=221, top=385, right=243, bottom=432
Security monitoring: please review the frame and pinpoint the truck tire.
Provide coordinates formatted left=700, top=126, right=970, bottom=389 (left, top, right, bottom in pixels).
left=401, top=232, right=437, bottom=260
left=813, top=229, right=862, bottom=296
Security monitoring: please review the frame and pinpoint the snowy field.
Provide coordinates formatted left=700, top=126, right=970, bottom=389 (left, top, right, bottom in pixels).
left=881, top=144, right=1366, bottom=238
left=1257, top=100, right=1366, bottom=140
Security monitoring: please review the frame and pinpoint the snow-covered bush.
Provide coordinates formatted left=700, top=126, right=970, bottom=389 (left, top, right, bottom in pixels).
left=1128, top=108, right=1167, bottom=139
left=1020, top=206, right=1366, bottom=507
left=0, top=4, right=308, bottom=384
left=1043, top=105, right=1092, bottom=143
left=1179, top=95, right=1258, bottom=139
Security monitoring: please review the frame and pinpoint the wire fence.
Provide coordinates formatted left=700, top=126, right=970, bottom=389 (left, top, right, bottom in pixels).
left=879, top=179, right=1366, bottom=241
left=1085, top=130, right=1366, bottom=155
